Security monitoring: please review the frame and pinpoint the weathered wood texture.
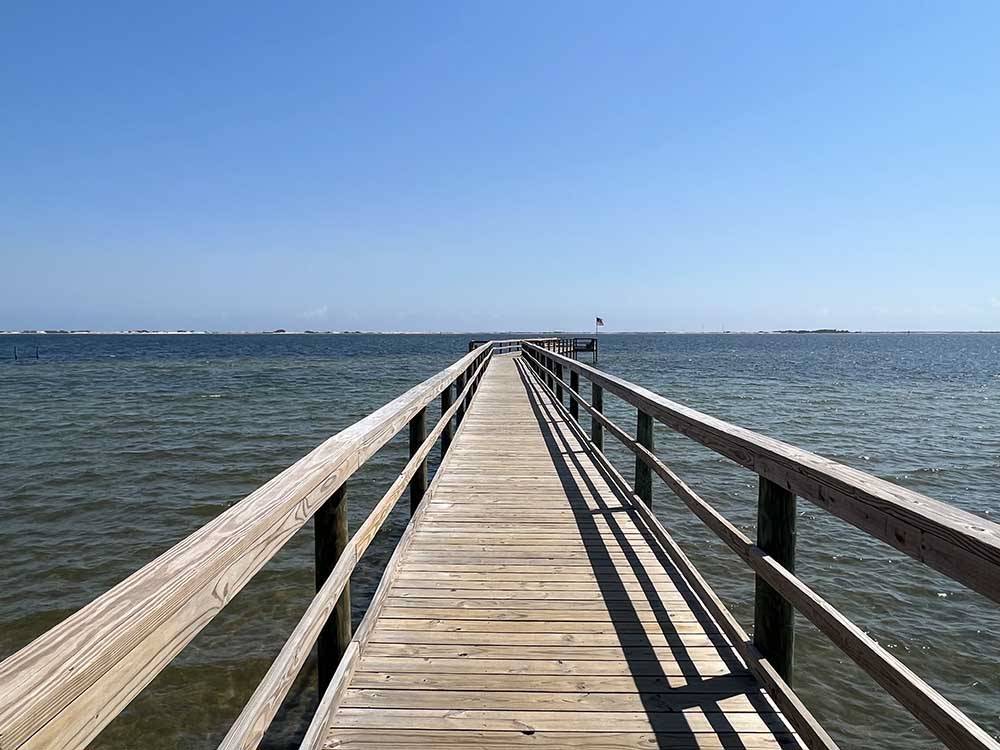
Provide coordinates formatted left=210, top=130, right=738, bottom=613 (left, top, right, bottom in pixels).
left=635, top=410, right=654, bottom=507
left=591, top=383, right=604, bottom=450
left=320, top=357, right=803, bottom=750
left=440, top=385, right=454, bottom=455
left=754, top=478, right=796, bottom=682
left=316, top=484, right=352, bottom=693
left=409, top=407, right=427, bottom=514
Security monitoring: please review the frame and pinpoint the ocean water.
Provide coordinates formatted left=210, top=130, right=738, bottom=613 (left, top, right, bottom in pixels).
left=1, top=332, right=998, bottom=749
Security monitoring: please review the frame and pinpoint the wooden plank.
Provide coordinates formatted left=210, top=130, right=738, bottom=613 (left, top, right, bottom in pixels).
left=378, top=606, right=703, bottom=622
left=331, top=708, right=791, bottom=733
left=362, top=643, right=738, bottom=662
left=369, top=629, right=730, bottom=648
left=324, top=729, right=799, bottom=749
left=348, top=671, right=758, bottom=692
left=340, top=688, right=771, bottom=713
left=355, top=657, right=741, bottom=677
left=387, top=588, right=695, bottom=602
left=389, top=578, right=685, bottom=591
left=382, top=597, right=698, bottom=610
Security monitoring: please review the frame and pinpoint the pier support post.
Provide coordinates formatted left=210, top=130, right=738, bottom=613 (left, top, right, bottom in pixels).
left=569, top=370, right=579, bottom=420
left=754, top=477, right=796, bottom=681
left=315, top=483, right=351, bottom=694
left=464, top=365, right=474, bottom=411
left=555, top=363, right=563, bottom=403
left=409, top=407, right=427, bottom=514
left=455, top=372, right=466, bottom=424
left=441, top=385, right=454, bottom=456
left=591, top=384, right=603, bottom=450
left=546, top=357, right=554, bottom=389
left=634, top=411, right=653, bottom=507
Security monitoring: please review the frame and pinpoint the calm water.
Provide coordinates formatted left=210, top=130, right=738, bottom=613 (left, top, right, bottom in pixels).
left=2, top=333, right=998, bottom=748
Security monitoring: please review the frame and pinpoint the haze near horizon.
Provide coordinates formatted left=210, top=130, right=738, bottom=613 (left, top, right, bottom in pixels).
left=3, top=3, right=999, bottom=332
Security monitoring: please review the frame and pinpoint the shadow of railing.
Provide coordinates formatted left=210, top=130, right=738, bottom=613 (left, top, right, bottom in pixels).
left=513, top=356, right=789, bottom=748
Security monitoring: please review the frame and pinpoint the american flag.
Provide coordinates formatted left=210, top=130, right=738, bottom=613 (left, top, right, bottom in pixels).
left=596, top=317, right=605, bottom=327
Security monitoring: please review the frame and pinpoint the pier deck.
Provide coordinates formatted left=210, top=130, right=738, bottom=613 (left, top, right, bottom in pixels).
left=324, top=357, right=798, bottom=748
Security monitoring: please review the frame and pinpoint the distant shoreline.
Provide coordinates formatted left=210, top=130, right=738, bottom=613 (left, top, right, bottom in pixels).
left=3, top=329, right=1000, bottom=336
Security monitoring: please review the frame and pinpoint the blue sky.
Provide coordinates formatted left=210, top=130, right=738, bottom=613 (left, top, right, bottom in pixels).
left=2, top=2, right=999, bottom=332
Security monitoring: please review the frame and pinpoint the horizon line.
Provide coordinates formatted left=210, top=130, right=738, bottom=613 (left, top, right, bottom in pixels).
left=3, top=328, right=1000, bottom=336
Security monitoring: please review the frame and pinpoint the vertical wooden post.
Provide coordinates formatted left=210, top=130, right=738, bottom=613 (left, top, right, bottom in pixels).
left=455, top=371, right=466, bottom=423
left=754, top=477, right=796, bottom=681
left=555, top=363, right=563, bottom=403
left=441, top=385, right=454, bottom=456
left=591, top=384, right=603, bottom=450
left=464, top=365, right=474, bottom=410
left=315, top=484, right=350, bottom=693
left=569, top=370, right=579, bottom=420
left=409, top=407, right=427, bottom=515
left=634, top=411, right=653, bottom=507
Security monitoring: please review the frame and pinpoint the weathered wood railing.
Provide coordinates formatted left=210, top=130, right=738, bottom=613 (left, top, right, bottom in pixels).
left=521, top=340, right=1000, bottom=750
left=469, top=335, right=598, bottom=360
left=0, top=342, right=499, bottom=750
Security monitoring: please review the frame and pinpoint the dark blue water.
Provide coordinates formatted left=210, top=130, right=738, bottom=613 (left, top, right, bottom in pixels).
left=2, top=333, right=998, bottom=748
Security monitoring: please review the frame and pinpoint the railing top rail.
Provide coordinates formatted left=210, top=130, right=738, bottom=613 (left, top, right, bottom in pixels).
left=521, top=341, right=1000, bottom=604
left=0, top=340, right=496, bottom=750
left=468, top=337, right=559, bottom=345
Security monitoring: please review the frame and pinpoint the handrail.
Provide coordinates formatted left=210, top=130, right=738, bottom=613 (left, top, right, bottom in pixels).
left=515, top=356, right=839, bottom=750
left=298, top=372, right=482, bottom=749
left=521, top=341, right=1000, bottom=750
left=220, top=352, right=492, bottom=750
left=0, top=341, right=496, bottom=750
left=469, top=336, right=597, bottom=360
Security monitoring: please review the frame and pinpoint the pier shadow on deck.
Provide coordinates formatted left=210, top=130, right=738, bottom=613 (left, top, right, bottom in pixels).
left=514, top=356, right=791, bottom=749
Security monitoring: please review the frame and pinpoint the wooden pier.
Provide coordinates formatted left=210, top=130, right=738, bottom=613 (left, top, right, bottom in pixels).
left=1, top=338, right=998, bottom=750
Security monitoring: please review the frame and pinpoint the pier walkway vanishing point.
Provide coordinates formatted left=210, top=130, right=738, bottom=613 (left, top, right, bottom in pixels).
left=1, top=338, right=999, bottom=750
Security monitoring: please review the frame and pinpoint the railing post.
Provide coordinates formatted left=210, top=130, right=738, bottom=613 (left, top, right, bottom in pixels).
left=591, top=384, right=603, bottom=450
left=569, top=370, right=579, bottom=419
left=754, top=477, right=796, bottom=681
left=634, top=410, right=653, bottom=506
left=464, top=364, right=475, bottom=410
left=315, top=483, right=350, bottom=693
left=455, top=371, right=466, bottom=423
left=555, top=362, right=563, bottom=402
left=441, top=384, right=454, bottom=456
left=409, top=407, right=427, bottom=514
